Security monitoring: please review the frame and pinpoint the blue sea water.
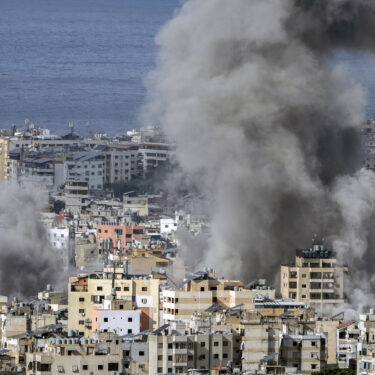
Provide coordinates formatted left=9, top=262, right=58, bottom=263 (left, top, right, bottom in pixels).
left=0, top=0, right=375, bottom=135
left=0, top=0, right=179, bottom=134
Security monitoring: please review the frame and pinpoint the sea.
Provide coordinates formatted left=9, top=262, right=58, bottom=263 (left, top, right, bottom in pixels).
left=0, top=0, right=374, bottom=135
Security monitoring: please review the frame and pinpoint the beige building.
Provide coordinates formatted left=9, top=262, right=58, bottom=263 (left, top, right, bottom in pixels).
left=241, top=311, right=327, bottom=373
left=0, top=138, right=9, bottom=181
left=148, top=320, right=234, bottom=375
left=162, top=271, right=275, bottom=322
left=280, top=242, right=348, bottom=310
left=280, top=334, right=326, bottom=372
left=68, top=268, right=160, bottom=337
left=123, top=195, right=149, bottom=217
left=26, top=332, right=122, bottom=375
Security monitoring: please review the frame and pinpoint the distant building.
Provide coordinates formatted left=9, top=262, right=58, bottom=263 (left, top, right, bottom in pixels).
left=96, top=223, right=145, bottom=250
left=280, top=240, right=348, bottom=310
left=68, top=270, right=160, bottom=337
left=162, top=271, right=275, bottom=322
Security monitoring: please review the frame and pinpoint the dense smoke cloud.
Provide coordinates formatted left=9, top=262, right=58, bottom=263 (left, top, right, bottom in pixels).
left=0, top=182, right=62, bottom=296
left=143, top=0, right=375, bottom=305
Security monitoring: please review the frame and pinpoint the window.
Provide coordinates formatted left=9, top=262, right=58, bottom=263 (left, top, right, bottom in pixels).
left=168, top=355, right=172, bottom=361
left=200, top=342, right=206, bottom=347
left=158, top=368, right=162, bottom=373
left=311, top=364, right=317, bottom=370
left=223, top=353, right=228, bottom=358
left=124, top=286, right=129, bottom=291
left=214, top=341, right=219, bottom=347
left=223, top=341, right=228, bottom=346
left=139, top=351, right=145, bottom=356
left=210, top=286, right=217, bottom=291
left=108, top=363, right=119, bottom=371
left=302, top=273, right=307, bottom=278
left=104, top=318, right=108, bottom=322
left=82, top=365, right=88, bottom=370
left=128, top=317, right=133, bottom=322
left=79, top=320, right=84, bottom=325
left=302, top=294, right=306, bottom=298
left=214, top=354, right=219, bottom=359
left=312, top=341, right=317, bottom=346
left=128, top=329, right=132, bottom=334
left=79, top=309, right=85, bottom=313
left=97, top=286, right=103, bottom=291
left=168, top=344, right=172, bottom=349
left=116, top=287, right=121, bottom=291
left=302, top=284, right=307, bottom=288
left=98, top=364, right=103, bottom=370
left=158, top=355, right=163, bottom=360
left=213, top=297, right=217, bottom=302
left=120, top=304, right=124, bottom=310
left=142, top=287, right=148, bottom=291
left=200, top=287, right=205, bottom=291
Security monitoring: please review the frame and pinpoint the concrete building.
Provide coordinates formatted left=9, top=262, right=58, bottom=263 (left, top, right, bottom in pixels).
left=0, top=138, right=9, bottom=181
left=280, top=241, right=348, bottom=310
left=357, top=310, right=375, bottom=375
left=65, top=152, right=105, bottom=191
left=68, top=268, right=160, bottom=337
left=280, top=334, right=326, bottom=372
left=137, top=142, right=173, bottom=177
left=123, top=338, right=149, bottom=375
left=103, top=146, right=139, bottom=184
left=241, top=311, right=327, bottom=373
left=64, top=180, right=89, bottom=215
left=337, top=320, right=359, bottom=369
left=96, top=222, right=145, bottom=250
left=25, top=332, right=123, bottom=375
left=162, top=271, right=275, bottom=322
left=123, top=195, right=149, bottom=217
left=148, top=320, right=234, bottom=375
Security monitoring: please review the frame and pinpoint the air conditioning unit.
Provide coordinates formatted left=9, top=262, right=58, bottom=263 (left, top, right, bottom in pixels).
left=81, top=313, right=85, bottom=317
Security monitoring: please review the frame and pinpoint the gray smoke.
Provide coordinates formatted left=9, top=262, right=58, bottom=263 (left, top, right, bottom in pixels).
left=143, top=0, right=375, bottom=306
left=0, top=182, right=62, bottom=296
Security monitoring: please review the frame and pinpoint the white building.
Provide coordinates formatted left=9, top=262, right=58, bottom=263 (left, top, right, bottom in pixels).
left=160, top=217, right=177, bottom=236
left=94, top=309, right=141, bottom=336
left=65, top=152, right=104, bottom=190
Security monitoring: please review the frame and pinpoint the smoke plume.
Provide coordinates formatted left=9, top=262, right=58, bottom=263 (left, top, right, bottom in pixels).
left=143, top=0, right=375, bottom=307
left=0, top=182, right=62, bottom=296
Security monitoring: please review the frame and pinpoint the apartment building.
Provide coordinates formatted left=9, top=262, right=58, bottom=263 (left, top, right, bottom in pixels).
left=337, top=320, right=359, bottom=369
left=137, top=142, right=174, bottom=177
left=65, top=152, right=105, bottom=190
left=357, top=310, right=375, bottom=375
left=241, top=311, right=327, bottom=373
left=68, top=270, right=160, bottom=337
left=96, top=222, right=145, bottom=250
left=103, top=146, right=138, bottom=184
left=0, top=138, right=9, bottom=181
left=123, top=338, right=149, bottom=375
left=280, top=241, right=348, bottom=310
left=280, top=334, right=326, bottom=372
left=162, top=271, right=275, bottom=322
left=148, top=320, right=234, bottom=375
left=123, top=195, right=149, bottom=217
left=64, top=180, right=90, bottom=214
left=26, top=332, right=123, bottom=375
